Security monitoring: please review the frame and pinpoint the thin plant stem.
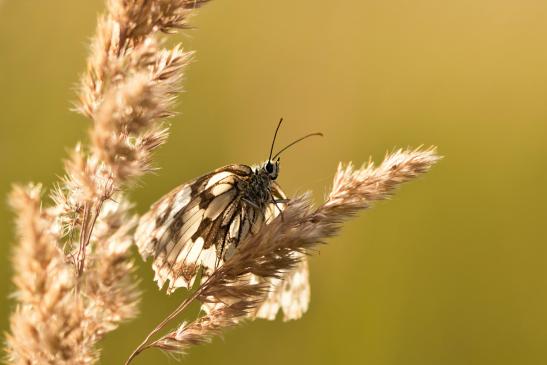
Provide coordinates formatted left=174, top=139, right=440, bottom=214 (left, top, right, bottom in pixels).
left=125, top=282, right=210, bottom=365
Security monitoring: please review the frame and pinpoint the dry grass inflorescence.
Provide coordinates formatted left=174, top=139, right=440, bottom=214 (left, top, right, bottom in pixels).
left=4, top=1, right=440, bottom=364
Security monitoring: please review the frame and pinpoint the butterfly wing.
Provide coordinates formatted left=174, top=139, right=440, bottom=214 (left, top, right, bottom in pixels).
left=254, top=254, right=311, bottom=321
left=135, top=164, right=253, bottom=293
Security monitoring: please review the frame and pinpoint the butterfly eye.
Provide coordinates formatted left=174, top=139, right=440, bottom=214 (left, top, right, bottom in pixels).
left=265, top=162, right=274, bottom=174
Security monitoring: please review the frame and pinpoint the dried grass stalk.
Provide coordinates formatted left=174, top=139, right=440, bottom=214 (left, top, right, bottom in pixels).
left=6, top=185, right=96, bottom=365
left=5, top=1, right=207, bottom=363
left=127, top=147, right=441, bottom=361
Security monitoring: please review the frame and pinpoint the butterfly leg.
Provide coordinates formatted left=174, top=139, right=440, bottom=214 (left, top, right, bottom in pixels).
left=242, top=197, right=261, bottom=209
left=270, top=194, right=286, bottom=221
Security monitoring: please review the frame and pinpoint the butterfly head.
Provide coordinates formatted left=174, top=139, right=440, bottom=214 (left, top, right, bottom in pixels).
left=263, top=158, right=280, bottom=180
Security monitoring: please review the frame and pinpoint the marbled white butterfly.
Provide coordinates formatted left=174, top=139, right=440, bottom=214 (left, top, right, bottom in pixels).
left=135, top=119, right=321, bottom=320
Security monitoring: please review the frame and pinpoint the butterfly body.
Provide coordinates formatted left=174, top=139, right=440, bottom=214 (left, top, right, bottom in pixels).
left=239, top=161, right=280, bottom=207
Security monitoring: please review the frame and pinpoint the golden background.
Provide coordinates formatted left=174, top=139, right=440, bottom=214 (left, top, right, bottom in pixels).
left=1, top=1, right=547, bottom=364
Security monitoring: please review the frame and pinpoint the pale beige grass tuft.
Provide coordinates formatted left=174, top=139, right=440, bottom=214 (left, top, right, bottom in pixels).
left=5, top=1, right=207, bottom=364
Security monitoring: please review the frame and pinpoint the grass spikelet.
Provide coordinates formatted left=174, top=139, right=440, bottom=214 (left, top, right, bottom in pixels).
left=5, top=1, right=207, bottom=363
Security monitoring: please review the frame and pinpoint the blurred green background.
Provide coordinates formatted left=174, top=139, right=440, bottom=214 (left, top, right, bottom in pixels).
left=1, top=1, right=547, bottom=364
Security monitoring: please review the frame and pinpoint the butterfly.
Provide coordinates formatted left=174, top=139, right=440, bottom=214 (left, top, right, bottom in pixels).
left=135, top=119, right=321, bottom=320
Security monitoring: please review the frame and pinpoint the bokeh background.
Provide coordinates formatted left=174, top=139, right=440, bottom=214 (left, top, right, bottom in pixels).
left=1, top=1, right=547, bottom=364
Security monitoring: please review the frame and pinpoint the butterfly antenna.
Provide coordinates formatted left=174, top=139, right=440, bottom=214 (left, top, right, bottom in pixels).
left=272, top=132, right=323, bottom=159
left=268, top=118, right=284, bottom=161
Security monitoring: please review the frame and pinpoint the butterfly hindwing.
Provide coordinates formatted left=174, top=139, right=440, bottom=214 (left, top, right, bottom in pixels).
left=254, top=254, right=311, bottom=321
